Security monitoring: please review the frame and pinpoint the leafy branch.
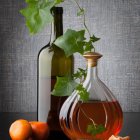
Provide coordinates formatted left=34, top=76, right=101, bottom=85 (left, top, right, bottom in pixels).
left=73, top=0, right=100, bottom=53
left=20, top=0, right=64, bottom=34
left=52, top=68, right=88, bottom=101
left=87, top=124, right=106, bottom=135
left=20, top=0, right=100, bottom=55
left=54, top=0, right=100, bottom=56
left=20, top=0, right=105, bottom=136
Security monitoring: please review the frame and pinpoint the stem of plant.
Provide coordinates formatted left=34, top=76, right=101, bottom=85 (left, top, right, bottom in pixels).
left=72, top=0, right=91, bottom=37
left=76, top=97, right=97, bottom=128
left=74, top=75, right=97, bottom=128
left=72, top=0, right=96, bottom=52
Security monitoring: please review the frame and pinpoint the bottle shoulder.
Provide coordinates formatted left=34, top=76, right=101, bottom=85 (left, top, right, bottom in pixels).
left=39, top=44, right=67, bottom=57
left=38, top=49, right=51, bottom=59
left=38, top=43, right=50, bottom=56
left=38, top=44, right=73, bottom=62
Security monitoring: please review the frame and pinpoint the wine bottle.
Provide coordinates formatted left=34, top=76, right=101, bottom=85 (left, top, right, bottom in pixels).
left=37, top=7, right=72, bottom=140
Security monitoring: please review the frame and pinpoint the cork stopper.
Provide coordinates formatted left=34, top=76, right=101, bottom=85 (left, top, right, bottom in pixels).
left=83, top=52, right=102, bottom=67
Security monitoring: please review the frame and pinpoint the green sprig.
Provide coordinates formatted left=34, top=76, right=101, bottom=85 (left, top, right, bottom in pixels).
left=87, top=124, right=106, bottom=136
left=20, top=0, right=100, bottom=54
left=76, top=84, right=89, bottom=101
left=73, top=68, right=87, bottom=80
left=52, top=68, right=89, bottom=101
left=52, top=76, right=78, bottom=96
left=54, top=29, right=86, bottom=57
left=20, top=0, right=64, bottom=34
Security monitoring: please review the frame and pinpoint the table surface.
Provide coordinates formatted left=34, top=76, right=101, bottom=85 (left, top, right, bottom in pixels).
left=0, top=112, right=139, bottom=140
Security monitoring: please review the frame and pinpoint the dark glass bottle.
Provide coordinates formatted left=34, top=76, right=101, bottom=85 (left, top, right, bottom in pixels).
left=37, top=7, right=72, bottom=140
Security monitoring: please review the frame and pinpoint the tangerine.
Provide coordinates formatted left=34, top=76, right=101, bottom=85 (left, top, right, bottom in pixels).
left=9, top=119, right=32, bottom=140
left=29, top=121, right=49, bottom=140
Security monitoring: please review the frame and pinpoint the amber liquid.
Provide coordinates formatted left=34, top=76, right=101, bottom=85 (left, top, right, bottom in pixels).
left=60, top=100, right=123, bottom=140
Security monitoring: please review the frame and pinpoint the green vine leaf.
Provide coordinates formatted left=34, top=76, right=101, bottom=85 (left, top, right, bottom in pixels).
left=20, top=0, right=64, bottom=34
left=76, top=84, right=89, bottom=101
left=52, top=76, right=78, bottom=96
left=77, top=8, right=84, bottom=16
left=54, top=29, right=86, bottom=57
left=52, top=68, right=89, bottom=101
left=73, top=68, right=87, bottom=80
left=87, top=124, right=106, bottom=136
left=84, top=34, right=100, bottom=52
left=84, top=41, right=94, bottom=52
left=90, top=34, right=100, bottom=43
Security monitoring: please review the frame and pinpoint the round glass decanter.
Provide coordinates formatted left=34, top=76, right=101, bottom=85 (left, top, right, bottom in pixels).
left=59, top=52, right=123, bottom=140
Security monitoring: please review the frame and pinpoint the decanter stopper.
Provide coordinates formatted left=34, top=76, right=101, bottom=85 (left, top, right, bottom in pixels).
left=83, top=52, right=102, bottom=67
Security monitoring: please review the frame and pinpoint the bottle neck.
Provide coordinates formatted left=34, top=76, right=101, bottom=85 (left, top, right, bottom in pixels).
left=86, top=64, right=98, bottom=80
left=50, top=12, right=63, bottom=44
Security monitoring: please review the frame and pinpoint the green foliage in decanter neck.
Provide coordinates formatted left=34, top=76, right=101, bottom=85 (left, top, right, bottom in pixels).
left=52, top=68, right=88, bottom=101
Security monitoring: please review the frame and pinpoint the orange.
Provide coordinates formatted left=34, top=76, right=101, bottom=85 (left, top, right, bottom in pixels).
left=29, top=121, right=49, bottom=140
left=9, top=119, right=32, bottom=140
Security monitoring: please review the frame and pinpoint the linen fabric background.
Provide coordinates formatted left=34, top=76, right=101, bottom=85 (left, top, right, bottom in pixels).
left=0, top=0, right=140, bottom=112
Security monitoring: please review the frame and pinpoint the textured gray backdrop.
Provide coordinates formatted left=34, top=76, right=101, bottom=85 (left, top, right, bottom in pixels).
left=0, top=0, right=140, bottom=112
